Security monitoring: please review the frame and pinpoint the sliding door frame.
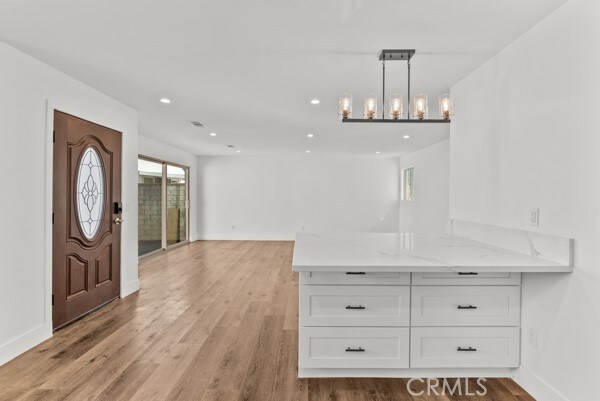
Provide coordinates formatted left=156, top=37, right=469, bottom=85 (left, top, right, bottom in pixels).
left=138, top=155, right=190, bottom=259
left=164, top=160, right=190, bottom=251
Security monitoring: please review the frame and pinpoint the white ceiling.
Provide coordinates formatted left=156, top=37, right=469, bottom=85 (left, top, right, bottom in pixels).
left=0, top=0, right=566, bottom=156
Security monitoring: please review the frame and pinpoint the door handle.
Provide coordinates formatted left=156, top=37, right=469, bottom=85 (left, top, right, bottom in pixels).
left=457, top=347, right=477, bottom=352
left=345, top=347, right=365, bottom=352
left=457, top=305, right=478, bottom=310
left=458, top=272, right=478, bottom=275
left=114, top=217, right=124, bottom=225
left=345, top=305, right=366, bottom=310
left=346, top=272, right=366, bottom=275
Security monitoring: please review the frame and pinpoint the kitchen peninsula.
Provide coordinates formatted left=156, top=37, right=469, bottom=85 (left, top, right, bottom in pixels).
left=292, top=227, right=573, bottom=378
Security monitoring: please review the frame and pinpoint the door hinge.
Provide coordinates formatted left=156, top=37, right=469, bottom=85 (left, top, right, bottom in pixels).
left=53, top=130, right=56, bottom=143
left=52, top=294, right=54, bottom=306
left=52, top=212, right=55, bottom=224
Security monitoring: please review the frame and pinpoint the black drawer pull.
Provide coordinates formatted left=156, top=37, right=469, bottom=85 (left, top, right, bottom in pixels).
left=457, top=305, right=478, bottom=310
left=345, top=347, right=365, bottom=352
left=457, top=347, right=477, bottom=352
left=345, top=305, right=366, bottom=310
left=346, top=272, right=366, bottom=275
left=458, top=272, right=478, bottom=276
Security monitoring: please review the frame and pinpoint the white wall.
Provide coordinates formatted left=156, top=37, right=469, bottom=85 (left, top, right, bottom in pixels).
left=138, top=135, right=198, bottom=241
left=197, top=156, right=400, bottom=239
left=0, top=41, right=139, bottom=366
left=399, top=140, right=449, bottom=233
left=450, top=1, right=600, bottom=399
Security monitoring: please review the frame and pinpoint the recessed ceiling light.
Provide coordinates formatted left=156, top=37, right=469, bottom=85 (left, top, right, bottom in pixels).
left=236, top=150, right=241, bottom=153
left=403, top=135, right=411, bottom=139
left=160, top=98, right=171, bottom=104
left=310, top=99, right=320, bottom=105
left=209, top=132, right=217, bottom=136
left=307, top=133, right=315, bottom=138
left=305, top=150, right=311, bottom=154
left=375, top=151, right=381, bottom=154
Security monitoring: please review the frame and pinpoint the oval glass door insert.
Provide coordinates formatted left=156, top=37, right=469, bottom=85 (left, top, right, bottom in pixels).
left=76, top=147, right=105, bottom=240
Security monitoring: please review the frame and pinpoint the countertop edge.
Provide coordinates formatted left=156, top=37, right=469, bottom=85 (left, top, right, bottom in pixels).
left=291, top=265, right=574, bottom=273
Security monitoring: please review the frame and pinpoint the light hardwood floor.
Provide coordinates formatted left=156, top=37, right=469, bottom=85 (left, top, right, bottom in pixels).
left=0, top=241, right=535, bottom=401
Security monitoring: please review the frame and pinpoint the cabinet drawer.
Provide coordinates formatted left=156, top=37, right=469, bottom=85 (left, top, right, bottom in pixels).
left=300, top=285, right=410, bottom=327
left=300, top=327, right=410, bottom=368
left=300, top=271, right=410, bottom=285
left=411, top=286, right=520, bottom=327
left=412, top=272, right=521, bottom=285
left=410, top=327, right=520, bottom=368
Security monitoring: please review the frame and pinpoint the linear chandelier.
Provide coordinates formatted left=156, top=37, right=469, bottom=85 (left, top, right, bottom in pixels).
left=339, top=49, right=452, bottom=123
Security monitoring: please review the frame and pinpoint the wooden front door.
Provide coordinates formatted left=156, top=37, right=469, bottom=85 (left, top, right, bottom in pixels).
left=53, top=111, right=122, bottom=329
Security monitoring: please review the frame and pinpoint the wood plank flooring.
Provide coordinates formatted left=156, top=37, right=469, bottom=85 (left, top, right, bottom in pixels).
left=0, top=241, right=536, bottom=401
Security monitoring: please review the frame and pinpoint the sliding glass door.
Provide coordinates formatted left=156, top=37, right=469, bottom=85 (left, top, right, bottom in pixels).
left=166, top=165, right=188, bottom=247
left=138, top=159, right=164, bottom=256
left=138, top=157, right=189, bottom=257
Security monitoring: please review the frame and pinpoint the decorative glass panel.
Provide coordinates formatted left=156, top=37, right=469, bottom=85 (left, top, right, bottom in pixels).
left=76, top=147, right=105, bottom=239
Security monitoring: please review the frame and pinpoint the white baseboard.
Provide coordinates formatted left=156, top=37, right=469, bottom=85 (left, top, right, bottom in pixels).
left=0, top=278, right=139, bottom=368
left=512, top=365, right=570, bottom=401
left=121, top=278, right=140, bottom=298
left=196, top=234, right=295, bottom=241
left=299, top=367, right=512, bottom=378
left=0, top=324, right=52, bottom=366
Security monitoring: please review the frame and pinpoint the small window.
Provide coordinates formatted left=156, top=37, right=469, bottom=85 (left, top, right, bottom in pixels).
left=402, top=167, right=414, bottom=201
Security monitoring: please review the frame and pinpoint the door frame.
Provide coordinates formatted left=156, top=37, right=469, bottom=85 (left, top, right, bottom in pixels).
left=43, top=100, right=130, bottom=340
left=138, top=154, right=190, bottom=259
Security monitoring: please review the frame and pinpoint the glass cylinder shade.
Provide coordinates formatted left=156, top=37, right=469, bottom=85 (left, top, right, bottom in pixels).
left=413, top=94, right=428, bottom=120
left=439, top=94, right=452, bottom=120
left=363, top=93, right=378, bottom=119
left=338, top=93, right=353, bottom=120
left=389, top=94, right=404, bottom=120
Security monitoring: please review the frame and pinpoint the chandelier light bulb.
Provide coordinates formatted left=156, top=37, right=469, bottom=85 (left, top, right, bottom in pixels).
left=364, top=93, right=378, bottom=119
left=439, top=94, right=452, bottom=120
left=338, top=93, right=353, bottom=120
left=389, top=94, right=404, bottom=120
left=413, top=94, right=428, bottom=120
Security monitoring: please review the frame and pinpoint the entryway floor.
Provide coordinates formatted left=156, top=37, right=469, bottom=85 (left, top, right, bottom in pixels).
left=0, top=241, right=535, bottom=400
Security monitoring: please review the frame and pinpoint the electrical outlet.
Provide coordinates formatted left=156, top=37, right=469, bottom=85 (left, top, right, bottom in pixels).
left=527, top=326, right=538, bottom=349
left=529, top=208, right=539, bottom=227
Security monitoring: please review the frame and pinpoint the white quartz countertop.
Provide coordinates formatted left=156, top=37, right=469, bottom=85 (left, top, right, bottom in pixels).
left=292, top=233, right=572, bottom=273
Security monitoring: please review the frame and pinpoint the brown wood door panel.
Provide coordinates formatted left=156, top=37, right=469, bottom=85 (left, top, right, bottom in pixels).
left=53, top=111, right=122, bottom=329
left=96, top=244, right=113, bottom=286
left=66, top=254, right=88, bottom=298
